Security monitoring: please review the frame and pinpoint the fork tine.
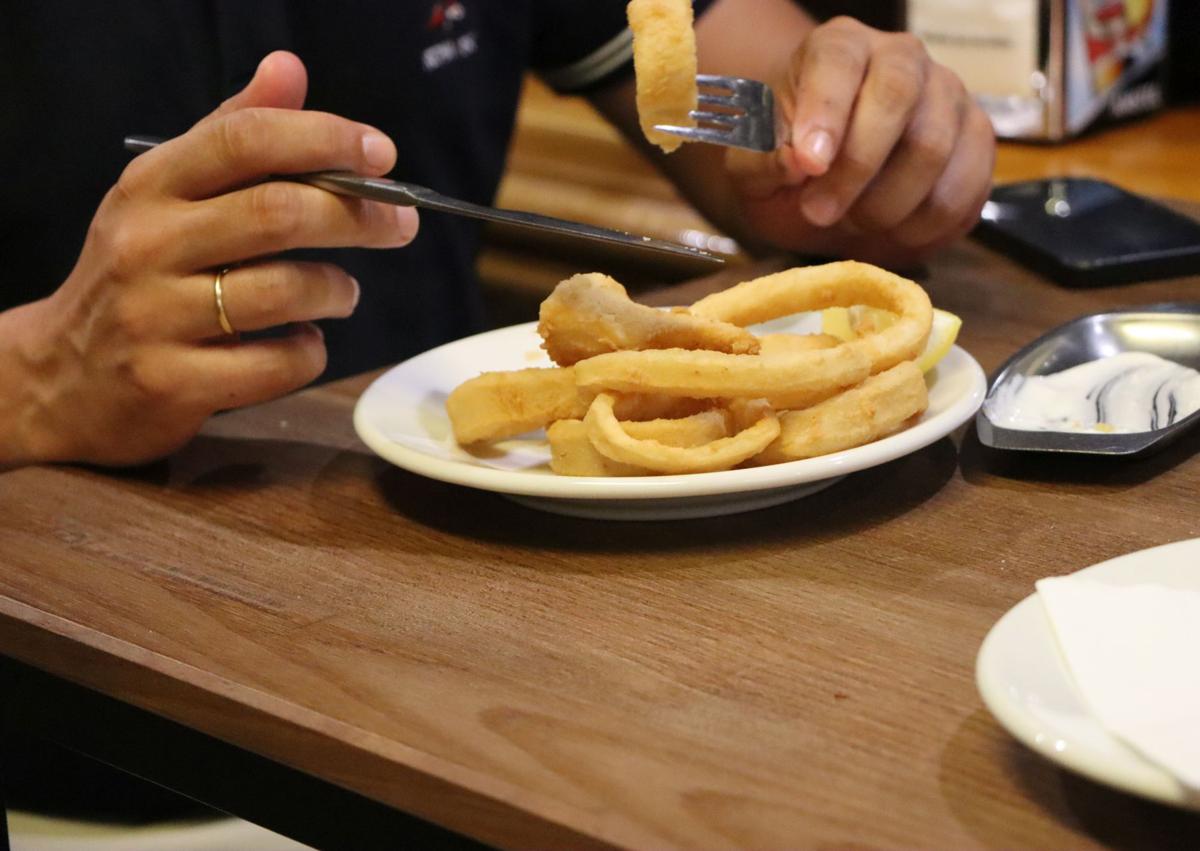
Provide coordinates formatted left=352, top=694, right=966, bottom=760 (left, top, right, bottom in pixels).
left=689, top=110, right=738, bottom=126
left=697, top=92, right=736, bottom=107
left=695, top=73, right=735, bottom=90
left=652, top=124, right=743, bottom=146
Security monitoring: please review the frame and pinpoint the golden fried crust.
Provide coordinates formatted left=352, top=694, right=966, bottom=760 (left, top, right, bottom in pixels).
left=538, top=273, right=759, bottom=366
left=751, top=362, right=929, bottom=464
left=689, top=261, right=934, bottom=375
left=627, top=0, right=698, bottom=153
left=446, top=367, right=590, bottom=445
left=548, top=409, right=730, bottom=476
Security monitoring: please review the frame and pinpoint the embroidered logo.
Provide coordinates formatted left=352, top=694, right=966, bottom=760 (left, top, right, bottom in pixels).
left=422, top=1, right=477, bottom=71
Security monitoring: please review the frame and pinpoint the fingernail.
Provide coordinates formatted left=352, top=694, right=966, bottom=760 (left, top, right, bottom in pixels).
left=361, top=132, right=392, bottom=171
left=395, top=207, right=420, bottom=243
left=350, top=277, right=361, bottom=311
left=802, top=129, right=834, bottom=170
left=802, top=192, right=840, bottom=227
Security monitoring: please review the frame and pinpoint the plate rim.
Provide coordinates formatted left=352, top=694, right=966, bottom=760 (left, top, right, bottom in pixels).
left=975, top=537, right=1200, bottom=809
left=353, top=321, right=987, bottom=501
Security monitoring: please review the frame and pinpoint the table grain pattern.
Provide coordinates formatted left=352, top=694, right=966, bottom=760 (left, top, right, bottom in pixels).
left=3, top=233, right=1200, bottom=848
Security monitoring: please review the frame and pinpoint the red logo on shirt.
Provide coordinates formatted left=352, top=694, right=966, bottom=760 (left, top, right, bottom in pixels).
left=426, top=1, right=466, bottom=32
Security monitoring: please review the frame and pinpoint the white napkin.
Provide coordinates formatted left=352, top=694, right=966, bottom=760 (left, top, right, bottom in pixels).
left=1036, top=575, right=1200, bottom=792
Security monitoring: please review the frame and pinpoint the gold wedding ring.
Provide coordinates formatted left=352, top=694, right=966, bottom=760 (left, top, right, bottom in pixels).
left=213, top=266, right=236, bottom=335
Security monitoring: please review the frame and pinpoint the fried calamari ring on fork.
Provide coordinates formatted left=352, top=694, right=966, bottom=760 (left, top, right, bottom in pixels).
left=538, top=273, right=759, bottom=367
left=627, top=0, right=698, bottom=153
left=585, top=394, right=779, bottom=474
left=689, top=261, right=933, bottom=374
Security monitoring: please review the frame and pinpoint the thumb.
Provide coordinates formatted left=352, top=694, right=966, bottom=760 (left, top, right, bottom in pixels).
left=203, top=51, right=308, bottom=124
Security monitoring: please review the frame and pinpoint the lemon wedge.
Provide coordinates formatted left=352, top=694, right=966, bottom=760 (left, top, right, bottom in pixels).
left=822, top=305, right=962, bottom=373
left=916, top=309, right=962, bottom=373
left=820, top=307, right=855, bottom=342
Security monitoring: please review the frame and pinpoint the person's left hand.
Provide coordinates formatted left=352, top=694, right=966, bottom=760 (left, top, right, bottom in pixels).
left=725, top=16, right=995, bottom=266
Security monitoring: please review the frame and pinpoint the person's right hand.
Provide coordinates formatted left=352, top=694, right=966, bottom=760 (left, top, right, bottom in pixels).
left=4, top=51, right=417, bottom=467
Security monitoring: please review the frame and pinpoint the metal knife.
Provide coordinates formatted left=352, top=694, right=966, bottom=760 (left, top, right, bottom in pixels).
left=123, top=135, right=722, bottom=264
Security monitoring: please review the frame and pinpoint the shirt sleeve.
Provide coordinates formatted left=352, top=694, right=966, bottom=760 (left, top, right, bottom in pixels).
left=531, top=0, right=718, bottom=94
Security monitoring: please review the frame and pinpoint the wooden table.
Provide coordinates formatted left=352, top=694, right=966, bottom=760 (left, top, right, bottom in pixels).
left=4, top=230, right=1200, bottom=848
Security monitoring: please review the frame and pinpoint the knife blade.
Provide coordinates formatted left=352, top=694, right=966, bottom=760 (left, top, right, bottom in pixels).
left=123, top=135, right=722, bottom=264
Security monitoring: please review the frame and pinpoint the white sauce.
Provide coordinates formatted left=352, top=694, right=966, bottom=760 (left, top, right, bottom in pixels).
left=984, top=352, right=1200, bottom=434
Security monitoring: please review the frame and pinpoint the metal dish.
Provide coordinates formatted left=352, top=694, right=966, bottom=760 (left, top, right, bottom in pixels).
left=976, top=304, right=1200, bottom=456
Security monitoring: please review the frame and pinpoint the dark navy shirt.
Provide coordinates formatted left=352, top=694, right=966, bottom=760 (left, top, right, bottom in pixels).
left=1, top=1, right=711, bottom=378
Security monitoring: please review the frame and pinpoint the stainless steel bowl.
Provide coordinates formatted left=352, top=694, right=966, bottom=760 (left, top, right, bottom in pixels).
left=976, top=304, right=1200, bottom=456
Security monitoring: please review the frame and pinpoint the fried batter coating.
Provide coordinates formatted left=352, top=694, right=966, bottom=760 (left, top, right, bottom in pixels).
left=628, top=0, right=698, bottom=153
left=446, top=367, right=590, bottom=445
left=751, top=362, right=928, bottom=464
left=538, top=273, right=759, bottom=367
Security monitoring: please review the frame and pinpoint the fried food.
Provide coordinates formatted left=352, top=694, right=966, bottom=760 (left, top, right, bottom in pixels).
left=627, top=0, right=698, bottom=153
left=690, top=260, right=933, bottom=373
left=538, top=272, right=758, bottom=366
left=757, top=333, right=842, bottom=356
left=548, top=408, right=730, bottom=476
left=751, top=362, right=929, bottom=465
left=585, top=395, right=779, bottom=474
left=445, top=261, right=948, bottom=477
left=574, top=345, right=871, bottom=401
left=446, top=367, right=588, bottom=445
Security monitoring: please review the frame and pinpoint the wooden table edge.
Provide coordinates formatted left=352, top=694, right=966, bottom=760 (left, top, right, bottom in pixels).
left=0, top=595, right=652, bottom=850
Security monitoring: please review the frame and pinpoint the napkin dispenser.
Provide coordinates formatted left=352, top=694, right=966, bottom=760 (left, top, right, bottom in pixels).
left=906, top=0, right=1169, bottom=140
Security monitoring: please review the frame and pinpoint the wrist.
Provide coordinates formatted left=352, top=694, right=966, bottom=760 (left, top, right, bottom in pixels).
left=0, top=297, right=68, bottom=468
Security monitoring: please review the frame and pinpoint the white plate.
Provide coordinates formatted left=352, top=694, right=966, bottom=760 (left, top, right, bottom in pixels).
left=353, top=317, right=987, bottom=520
left=976, top=538, right=1200, bottom=810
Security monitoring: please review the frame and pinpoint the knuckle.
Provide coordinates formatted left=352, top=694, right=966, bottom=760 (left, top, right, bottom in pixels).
left=247, top=181, right=305, bottom=244
left=810, top=33, right=864, bottom=73
left=103, top=221, right=155, bottom=281
left=113, top=157, right=154, bottom=203
left=110, top=294, right=156, bottom=341
left=907, top=125, right=955, bottom=171
left=871, top=60, right=922, bottom=107
left=824, top=16, right=865, bottom=36
left=889, top=32, right=927, bottom=58
left=123, top=350, right=173, bottom=403
left=215, top=109, right=268, bottom=172
left=253, top=263, right=295, bottom=318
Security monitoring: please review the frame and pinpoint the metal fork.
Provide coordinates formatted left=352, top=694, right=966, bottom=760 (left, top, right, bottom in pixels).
left=653, top=74, right=781, bottom=153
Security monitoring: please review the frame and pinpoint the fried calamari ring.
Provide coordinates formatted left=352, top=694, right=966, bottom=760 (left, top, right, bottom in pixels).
left=751, top=362, right=928, bottom=465
left=538, top=273, right=759, bottom=366
left=447, top=364, right=712, bottom=446
left=757, top=333, right=842, bottom=356
left=574, top=345, right=872, bottom=401
left=548, top=408, right=731, bottom=476
left=627, top=0, right=698, bottom=153
left=585, top=394, right=779, bottom=474
left=446, top=367, right=589, bottom=445
left=689, top=261, right=933, bottom=374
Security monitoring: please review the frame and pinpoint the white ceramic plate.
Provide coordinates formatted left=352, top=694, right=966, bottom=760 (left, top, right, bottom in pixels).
left=353, top=316, right=986, bottom=520
left=976, top=538, right=1200, bottom=810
